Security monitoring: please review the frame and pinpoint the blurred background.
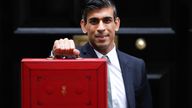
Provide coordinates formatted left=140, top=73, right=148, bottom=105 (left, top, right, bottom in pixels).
left=1, top=0, right=192, bottom=108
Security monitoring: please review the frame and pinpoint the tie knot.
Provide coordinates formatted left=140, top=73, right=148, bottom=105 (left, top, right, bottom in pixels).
left=102, top=55, right=110, bottom=63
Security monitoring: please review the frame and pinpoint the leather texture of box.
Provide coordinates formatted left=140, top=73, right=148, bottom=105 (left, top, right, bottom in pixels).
left=21, top=58, right=107, bottom=108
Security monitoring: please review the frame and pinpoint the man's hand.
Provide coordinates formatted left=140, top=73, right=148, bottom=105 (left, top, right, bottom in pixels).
left=52, top=38, right=80, bottom=58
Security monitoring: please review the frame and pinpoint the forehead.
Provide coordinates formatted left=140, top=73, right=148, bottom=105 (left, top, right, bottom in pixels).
left=86, top=7, right=114, bottom=20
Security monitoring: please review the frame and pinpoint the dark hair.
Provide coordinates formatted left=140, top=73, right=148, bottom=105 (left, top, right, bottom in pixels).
left=82, top=0, right=117, bottom=22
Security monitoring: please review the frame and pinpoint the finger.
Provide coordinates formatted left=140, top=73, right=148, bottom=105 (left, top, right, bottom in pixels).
left=60, top=38, right=72, bottom=55
left=53, top=40, right=62, bottom=55
left=68, top=39, right=75, bottom=54
left=73, top=49, right=80, bottom=56
left=69, top=39, right=75, bottom=49
left=65, top=38, right=72, bottom=55
left=58, top=38, right=65, bottom=49
left=53, top=40, right=59, bottom=49
left=56, top=39, right=66, bottom=55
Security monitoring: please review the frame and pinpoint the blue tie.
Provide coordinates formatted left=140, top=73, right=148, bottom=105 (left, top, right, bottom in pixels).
left=102, top=55, right=113, bottom=108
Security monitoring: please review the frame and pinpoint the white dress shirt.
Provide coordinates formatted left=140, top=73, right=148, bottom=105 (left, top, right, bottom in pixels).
left=94, top=47, right=127, bottom=108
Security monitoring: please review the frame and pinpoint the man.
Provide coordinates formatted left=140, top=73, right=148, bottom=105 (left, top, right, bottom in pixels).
left=52, top=0, right=152, bottom=108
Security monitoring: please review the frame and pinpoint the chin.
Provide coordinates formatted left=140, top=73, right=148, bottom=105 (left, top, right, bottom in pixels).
left=96, top=44, right=108, bottom=50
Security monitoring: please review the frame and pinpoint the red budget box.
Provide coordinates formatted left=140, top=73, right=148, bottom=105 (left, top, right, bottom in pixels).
left=21, top=58, right=107, bottom=108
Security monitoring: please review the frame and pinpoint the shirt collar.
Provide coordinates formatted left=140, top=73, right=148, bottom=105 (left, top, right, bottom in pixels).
left=94, top=46, right=117, bottom=62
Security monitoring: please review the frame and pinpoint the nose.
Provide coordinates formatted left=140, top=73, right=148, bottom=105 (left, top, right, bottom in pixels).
left=97, top=21, right=105, bottom=32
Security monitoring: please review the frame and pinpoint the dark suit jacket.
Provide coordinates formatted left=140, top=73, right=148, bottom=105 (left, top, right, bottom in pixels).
left=79, top=43, right=152, bottom=108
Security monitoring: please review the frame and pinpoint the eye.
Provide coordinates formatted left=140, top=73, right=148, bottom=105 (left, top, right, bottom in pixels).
left=89, top=18, right=99, bottom=25
left=103, top=17, right=112, bottom=24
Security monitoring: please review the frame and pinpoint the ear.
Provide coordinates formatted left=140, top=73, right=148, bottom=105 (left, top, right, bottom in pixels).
left=114, top=17, right=120, bottom=32
left=80, top=19, right=87, bottom=34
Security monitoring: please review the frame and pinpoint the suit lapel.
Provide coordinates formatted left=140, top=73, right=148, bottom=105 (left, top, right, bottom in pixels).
left=117, top=50, right=135, bottom=108
left=79, top=43, right=98, bottom=58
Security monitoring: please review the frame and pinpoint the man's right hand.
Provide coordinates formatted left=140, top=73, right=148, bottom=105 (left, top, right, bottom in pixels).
left=52, top=38, right=80, bottom=58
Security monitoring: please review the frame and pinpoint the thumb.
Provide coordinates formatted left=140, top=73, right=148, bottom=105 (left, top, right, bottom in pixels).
left=73, top=49, right=80, bottom=57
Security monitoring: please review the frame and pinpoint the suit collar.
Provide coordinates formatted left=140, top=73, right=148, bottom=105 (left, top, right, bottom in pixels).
left=80, top=43, right=98, bottom=58
left=117, top=50, right=135, bottom=108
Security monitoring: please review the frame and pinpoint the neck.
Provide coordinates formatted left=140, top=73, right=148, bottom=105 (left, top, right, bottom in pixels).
left=90, top=43, right=115, bottom=55
left=95, top=45, right=115, bottom=55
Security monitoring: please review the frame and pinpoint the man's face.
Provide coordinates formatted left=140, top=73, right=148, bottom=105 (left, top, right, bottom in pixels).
left=81, top=7, right=120, bottom=54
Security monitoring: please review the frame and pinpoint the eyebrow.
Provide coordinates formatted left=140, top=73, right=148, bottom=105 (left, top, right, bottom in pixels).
left=88, top=16, right=113, bottom=20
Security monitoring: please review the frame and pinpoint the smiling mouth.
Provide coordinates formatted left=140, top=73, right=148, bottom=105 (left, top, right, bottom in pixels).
left=95, top=35, right=108, bottom=40
left=95, top=34, right=108, bottom=38
left=96, top=36, right=105, bottom=38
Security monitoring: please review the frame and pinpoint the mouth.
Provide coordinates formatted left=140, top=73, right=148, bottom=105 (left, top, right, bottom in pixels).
left=95, top=34, right=109, bottom=39
left=95, top=35, right=108, bottom=42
